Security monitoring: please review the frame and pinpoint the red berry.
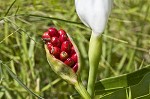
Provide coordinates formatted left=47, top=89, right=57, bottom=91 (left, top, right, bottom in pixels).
left=48, top=27, right=59, bottom=37
left=60, top=51, right=69, bottom=61
left=70, top=46, right=76, bottom=55
left=47, top=42, right=53, bottom=51
left=50, top=47, right=61, bottom=58
left=51, top=37, right=61, bottom=47
left=42, top=32, right=51, bottom=42
left=64, top=58, right=75, bottom=67
left=71, top=53, right=77, bottom=63
left=59, top=34, right=68, bottom=43
left=73, top=63, right=78, bottom=72
left=58, top=29, right=66, bottom=35
left=67, top=38, right=71, bottom=42
left=61, top=41, right=72, bottom=54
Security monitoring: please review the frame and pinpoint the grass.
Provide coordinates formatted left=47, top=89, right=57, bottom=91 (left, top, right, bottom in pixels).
left=0, top=0, right=150, bottom=98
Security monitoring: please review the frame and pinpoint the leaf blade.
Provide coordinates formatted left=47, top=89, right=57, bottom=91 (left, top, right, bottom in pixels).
left=2, top=62, right=44, bottom=99
left=95, top=65, right=150, bottom=95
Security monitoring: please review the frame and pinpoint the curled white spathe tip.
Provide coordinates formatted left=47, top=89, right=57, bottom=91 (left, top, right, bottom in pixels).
left=75, top=0, right=113, bottom=36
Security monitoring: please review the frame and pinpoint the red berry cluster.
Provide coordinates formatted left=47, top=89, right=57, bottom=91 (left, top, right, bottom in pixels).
left=42, top=27, right=78, bottom=72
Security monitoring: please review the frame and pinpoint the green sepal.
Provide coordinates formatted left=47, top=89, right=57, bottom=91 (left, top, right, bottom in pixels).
left=45, top=45, right=77, bottom=84
left=66, top=33, right=81, bottom=75
left=44, top=33, right=90, bottom=98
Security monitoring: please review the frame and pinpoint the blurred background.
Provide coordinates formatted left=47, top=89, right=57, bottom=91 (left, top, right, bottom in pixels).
left=0, top=0, right=150, bottom=98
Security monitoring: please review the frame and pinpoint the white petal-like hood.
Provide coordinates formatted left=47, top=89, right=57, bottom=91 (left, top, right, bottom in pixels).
left=75, top=0, right=113, bottom=36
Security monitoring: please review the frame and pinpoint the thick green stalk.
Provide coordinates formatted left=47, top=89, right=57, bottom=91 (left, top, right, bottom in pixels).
left=74, top=81, right=91, bottom=99
left=87, top=33, right=102, bottom=98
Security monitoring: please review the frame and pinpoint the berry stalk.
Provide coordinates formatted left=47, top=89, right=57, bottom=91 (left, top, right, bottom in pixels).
left=74, top=81, right=91, bottom=99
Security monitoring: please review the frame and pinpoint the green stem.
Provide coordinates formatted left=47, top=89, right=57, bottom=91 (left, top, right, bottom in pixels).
left=74, top=81, right=91, bottom=99
left=87, top=33, right=102, bottom=98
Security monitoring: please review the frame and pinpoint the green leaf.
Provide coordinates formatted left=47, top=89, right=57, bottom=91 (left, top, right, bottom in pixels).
left=99, top=88, right=127, bottom=99
left=98, top=72, right=150, bottom=99
left=95, top=65, right=150, bottom=95
left=2, top=62, right=44, bottom=99
left=0, top=92, right=4, bottom=98
left=16, top=14, right=83, bottom=25
left=130, top=72, right=150, bottom=98
left=5, top=0, right=17, bottom=16
left=135, top=93, right=150, bottom=99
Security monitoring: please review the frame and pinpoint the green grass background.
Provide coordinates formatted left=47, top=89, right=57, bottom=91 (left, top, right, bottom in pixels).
left=0, top=0, right=150, bottom=98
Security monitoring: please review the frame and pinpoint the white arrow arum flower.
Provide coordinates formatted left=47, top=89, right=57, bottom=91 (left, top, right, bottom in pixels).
left=75, top=0, right=113, bottom=36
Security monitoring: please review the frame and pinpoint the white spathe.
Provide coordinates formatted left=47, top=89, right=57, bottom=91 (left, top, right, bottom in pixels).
left=75, top=0, right=113, bottom=36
